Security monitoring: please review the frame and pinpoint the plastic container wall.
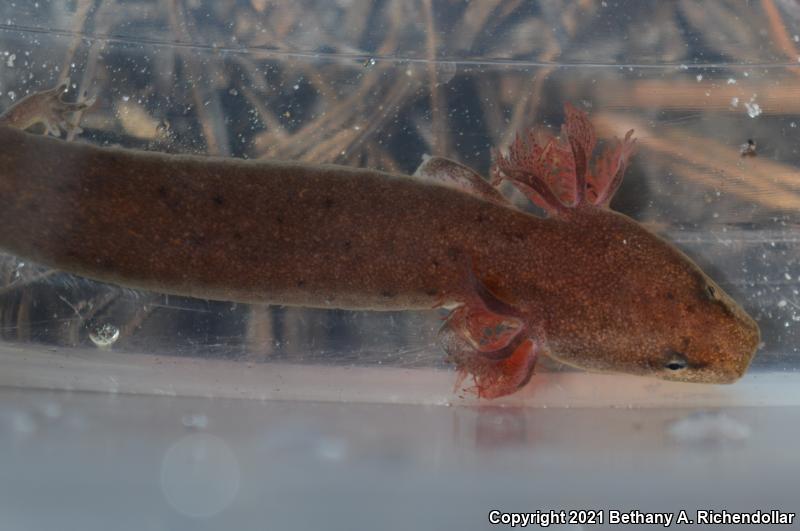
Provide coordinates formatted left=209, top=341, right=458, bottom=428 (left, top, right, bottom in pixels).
left=1, top=3, right=799, bottom=529
left=0, top=1, right=796, bottom=406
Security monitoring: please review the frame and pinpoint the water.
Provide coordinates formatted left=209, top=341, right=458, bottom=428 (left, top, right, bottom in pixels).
left=2, top=2, right=800, bottom=529
left=0, top=2, right=797, bottom=404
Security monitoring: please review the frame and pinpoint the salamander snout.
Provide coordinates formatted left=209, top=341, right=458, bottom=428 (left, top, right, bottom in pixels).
left=658, top=287, right=760, bottom=384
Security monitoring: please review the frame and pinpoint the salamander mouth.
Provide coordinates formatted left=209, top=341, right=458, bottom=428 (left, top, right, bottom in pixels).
left=658, top=349, right=753, bottom=384
left=661, top=366, right=740, bottom=384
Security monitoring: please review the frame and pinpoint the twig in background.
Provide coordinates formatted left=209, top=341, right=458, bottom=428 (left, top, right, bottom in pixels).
left=423, top=0, right=449, bottom=156
left=594, top=112, right=800, bottom=212
left=763, top=0, right=800, bottom=66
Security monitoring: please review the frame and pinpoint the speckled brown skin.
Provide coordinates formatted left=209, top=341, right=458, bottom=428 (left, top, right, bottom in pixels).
left=0, top=93, right=761, bottom=395
left=0, top=123, right=525, bottom=310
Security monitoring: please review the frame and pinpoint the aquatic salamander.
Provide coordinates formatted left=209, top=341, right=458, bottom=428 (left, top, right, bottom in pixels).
left=0, top=83, right=760, bottom=398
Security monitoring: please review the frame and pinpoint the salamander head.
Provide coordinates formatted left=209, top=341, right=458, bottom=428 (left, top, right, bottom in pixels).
left=548, top=208, right=760, bottom=384
left=491, top=103, right=758, bottom=388
left=653, top=274, right=759, bottom=384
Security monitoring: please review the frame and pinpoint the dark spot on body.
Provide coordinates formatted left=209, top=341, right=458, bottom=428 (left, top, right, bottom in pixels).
left=212, top=194, right=224, bottom=206
left=343, top=240, right=352, bottom=250
left=157, top=186, right=181, bottom=211
left=186, top=234, right=206, bottom=247
left=503, top=231, right=524, bottom=243
left=296, top=280, right=306, bottom=288
left=666, top=291, right=674, bottom=300
left=476, top=213, right=485, bottom=223
left=56, top=183, right=76, bottom=194
left=381, top=289, right=397, bottom=299
left=425, top=288, right=438, bottom=296
left=275, top=215, right=284, bottom=224
left=323, top=197, right=335, bottom=209
left=447, top=247, right=462, bottom=261
left=431, top=260, right=440, bottom=269
left=233, top=232, right=243, bottom=240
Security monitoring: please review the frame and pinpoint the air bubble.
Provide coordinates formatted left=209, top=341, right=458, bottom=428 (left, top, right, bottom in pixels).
left=89, top=322, right=120, bottom=347
left=744, top=100, right=761, bottom=118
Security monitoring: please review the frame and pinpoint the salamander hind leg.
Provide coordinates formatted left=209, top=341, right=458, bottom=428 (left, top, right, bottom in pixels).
left=0, top=80, right=95, bottom=136
left=437, top=275, right=540, bottom=399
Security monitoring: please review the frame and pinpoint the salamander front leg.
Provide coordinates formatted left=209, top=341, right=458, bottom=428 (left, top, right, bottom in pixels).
left=440, top=320, right=539, bottom=399
left=437, top=276, right=540, bottom=399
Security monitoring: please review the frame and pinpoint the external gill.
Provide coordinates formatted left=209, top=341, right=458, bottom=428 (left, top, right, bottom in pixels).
left=492, top=104, right=636, bottom=214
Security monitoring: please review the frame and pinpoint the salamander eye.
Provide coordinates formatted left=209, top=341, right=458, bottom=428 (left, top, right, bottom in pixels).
left=705, top=284, right=718, bottom=299
left=665, top=351, right=688, bottom=371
